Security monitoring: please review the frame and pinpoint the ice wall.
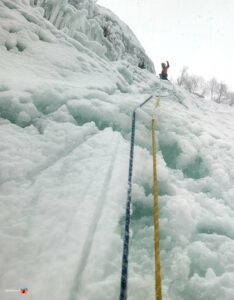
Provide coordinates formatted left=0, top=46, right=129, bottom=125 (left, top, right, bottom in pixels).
left=1, top=1, right=234, bottom=300
left=30, top=0, right=155, bottom=73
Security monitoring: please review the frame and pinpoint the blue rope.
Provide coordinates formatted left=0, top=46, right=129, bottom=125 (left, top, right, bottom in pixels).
left=119, top=95, right=153, bottom=300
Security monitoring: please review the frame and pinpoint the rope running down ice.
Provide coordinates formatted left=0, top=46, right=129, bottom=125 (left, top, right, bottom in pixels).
left=119, top=95, right=153, bottom=300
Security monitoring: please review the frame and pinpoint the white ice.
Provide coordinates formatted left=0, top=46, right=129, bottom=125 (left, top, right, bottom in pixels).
left=1, top=1, right=234, bottom=300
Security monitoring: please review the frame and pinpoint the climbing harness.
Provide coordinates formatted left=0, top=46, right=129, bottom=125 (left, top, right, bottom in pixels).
left=152, top=97, right=162, bottom=300
left=119, top=95, right=153, bottom=300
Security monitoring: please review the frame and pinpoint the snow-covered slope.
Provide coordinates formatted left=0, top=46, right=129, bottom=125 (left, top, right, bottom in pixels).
left=1, top=1, right=234, bottom=300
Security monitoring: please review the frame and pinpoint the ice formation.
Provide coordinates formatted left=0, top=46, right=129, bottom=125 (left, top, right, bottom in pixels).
left=0, top=0, right=234, bottom=300
left=30, top=0, right=155, bottom=72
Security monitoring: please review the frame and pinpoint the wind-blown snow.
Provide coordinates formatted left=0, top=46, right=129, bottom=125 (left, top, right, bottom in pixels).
left=1, top=0, right=234, bottom=300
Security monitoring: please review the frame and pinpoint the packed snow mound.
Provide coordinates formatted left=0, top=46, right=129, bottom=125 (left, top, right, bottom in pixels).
left=29, top=0, right=155, bottom=72
left=1, top=0, right=234, bottom=300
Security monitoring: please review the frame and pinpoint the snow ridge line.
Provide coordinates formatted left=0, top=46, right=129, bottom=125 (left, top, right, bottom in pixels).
left=119, top=95, right=153, bottom=300
left=68, top=134, right=121, bottom=300
left=28, top=130, right=97, bottom=186
left=23, top=130, right=98, bottom=236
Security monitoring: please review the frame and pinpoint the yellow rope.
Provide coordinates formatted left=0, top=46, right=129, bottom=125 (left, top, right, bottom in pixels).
left=152, top=97, right=162, bottom=300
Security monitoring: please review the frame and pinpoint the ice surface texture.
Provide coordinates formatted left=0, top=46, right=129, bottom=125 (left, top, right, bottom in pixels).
left=1, top=1, right=234, bottom=300
left=30, top=0, right=155, bottom=73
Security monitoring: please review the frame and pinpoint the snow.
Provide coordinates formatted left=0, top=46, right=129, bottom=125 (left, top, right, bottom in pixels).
left=1, top=0, right=234, bottom=300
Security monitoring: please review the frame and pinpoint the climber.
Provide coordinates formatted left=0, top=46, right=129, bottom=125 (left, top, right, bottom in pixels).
left=159, top=61, right=170, bottom=80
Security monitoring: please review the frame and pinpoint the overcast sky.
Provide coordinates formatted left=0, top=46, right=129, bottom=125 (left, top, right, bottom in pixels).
left=98, top=0, right=234, bottom=89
